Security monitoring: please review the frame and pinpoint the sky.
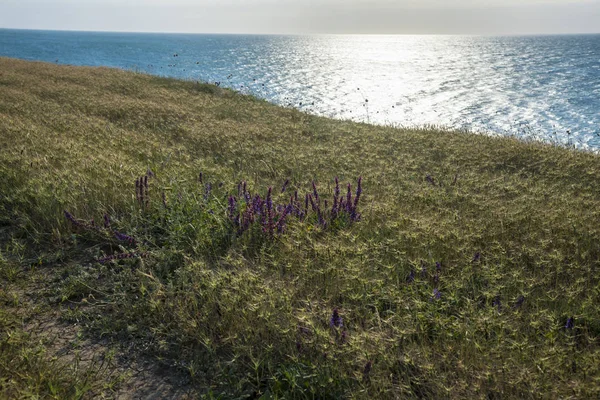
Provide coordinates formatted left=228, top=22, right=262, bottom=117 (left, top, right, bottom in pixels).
left=0, top=0, right=599, bottom=35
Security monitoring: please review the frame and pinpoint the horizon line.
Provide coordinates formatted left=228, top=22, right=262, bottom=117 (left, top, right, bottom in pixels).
left=1, top=27, right=599, bottom=37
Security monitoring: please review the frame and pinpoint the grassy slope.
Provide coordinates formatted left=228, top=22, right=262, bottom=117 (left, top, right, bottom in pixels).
left=1, top=57, right=599, bottom=398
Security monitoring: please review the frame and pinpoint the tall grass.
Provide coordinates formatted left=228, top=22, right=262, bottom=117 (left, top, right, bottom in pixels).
left=1, top=57, right=599, bottom=398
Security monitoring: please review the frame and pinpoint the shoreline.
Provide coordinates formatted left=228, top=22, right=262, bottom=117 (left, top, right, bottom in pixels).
left=1, top=30, right=598, bottom=148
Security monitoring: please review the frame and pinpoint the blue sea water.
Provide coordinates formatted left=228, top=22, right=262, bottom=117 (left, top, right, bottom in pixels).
left=1, top=29, right=599, bottom=149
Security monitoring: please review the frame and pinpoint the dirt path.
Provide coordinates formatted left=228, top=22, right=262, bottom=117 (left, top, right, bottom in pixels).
left=4, top=270, right=196, bottom=399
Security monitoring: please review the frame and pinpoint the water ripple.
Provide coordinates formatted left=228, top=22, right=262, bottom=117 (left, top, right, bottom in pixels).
left=1, top=30, right=599, bottom=149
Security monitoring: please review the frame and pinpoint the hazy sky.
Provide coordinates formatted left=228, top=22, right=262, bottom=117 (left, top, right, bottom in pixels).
left=1, top=0, right=599, bottom=35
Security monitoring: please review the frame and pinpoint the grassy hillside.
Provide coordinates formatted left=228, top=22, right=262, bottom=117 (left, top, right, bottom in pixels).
left=1, top=57, right=599, bottom=399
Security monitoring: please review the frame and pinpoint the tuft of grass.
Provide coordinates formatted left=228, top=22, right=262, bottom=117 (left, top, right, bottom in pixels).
left=1, top=56, right=600, bottom=398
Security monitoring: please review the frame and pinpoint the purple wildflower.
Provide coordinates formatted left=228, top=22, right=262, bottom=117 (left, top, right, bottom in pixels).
left=240, top=206, right=253, bottom=234
left=281, top=179, right=290, bottom=193
left=514, top=295, right=525, bottom=309
left=332, top=177, right=340, bottom=218
left=64, top=210, right=82, bottom=227
left=436, top=261, right=442, bottom=272
left=304, top=193, right=309, bottom=214
left=103, top=214, right=111, bottom=229
left=252, top=194, right=263, bottom=214
left=228, top=196, right=238, bottom=224
left=353, top=176, right=362, bottom=210
left=143, top=175, right=149, bottom=207
left=432, top=288, right=441, bottom=300
left=406, top=269, right=415, bottom=283
left=317, top=207, right=325, bottom=228
left=345, top=183, right=352, bottom=213
left=492, top=296, right=502, bottom=312
left=265, top=187, right=274, bottom=237
left=308, top=194, right=317, bottom=212
left=276, top=205, right=292, bottom=234
left=330, top=308, right=343, bottom=328
left=565, top=317, right=574, bottom=330
left=243, top=182, right=251, bottom=203
left=363, top=361, right=372, bottom=380
left=312, top=181, right=319, bottom=203
left=472, top=252, right=481, bottom=263
left=114, top=231, right=136, bottom=246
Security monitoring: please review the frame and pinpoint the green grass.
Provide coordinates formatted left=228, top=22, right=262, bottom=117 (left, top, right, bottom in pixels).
left=1, top=56, right=599, bottom=398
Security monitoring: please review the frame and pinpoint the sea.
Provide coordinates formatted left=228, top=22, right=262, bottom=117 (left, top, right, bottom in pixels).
left=1, top=29, right=599, bottom=150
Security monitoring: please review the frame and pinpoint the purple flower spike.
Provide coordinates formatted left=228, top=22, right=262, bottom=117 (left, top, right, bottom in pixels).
left=330, top=308, right=343, bottom=328
left=565, top=317, right=574, bottom=330
left=432, top=288, right=441, bottom=300
left=281, top=179, right=290, bottom=193
left=114, top=231, right=136, bottom=246
left=436, top=261, right=442, bottom=272
left=492, top=296, right=502, bottom=312
left=228, top=195, right=238, bottom=223
left=363, top=361, right=372, bottom=379
left=345, top=183, right=352, bottom=214
left=407, top=269, right=415, bottom=283
left=266, top=187, right=273, bottom=210
left=353, top=176, right=362, bottom=210
left=472, top=252, right=481, bottom=263
left=135, top=178, right=141, bottom=203
left=312, top=181, right=319, bottom=203
left=103, top=214, right=111, bottom=229
left=265, top=187, right=274, bottom=237
left=276, top=205, right=292, bottom=234
left=514, top=295, right=525, bottom=309
left=332, top=178, right=340, bottom=218
left=308, top=194, right=317, bottom=212
left=64, top=210, right=82, bottom=227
